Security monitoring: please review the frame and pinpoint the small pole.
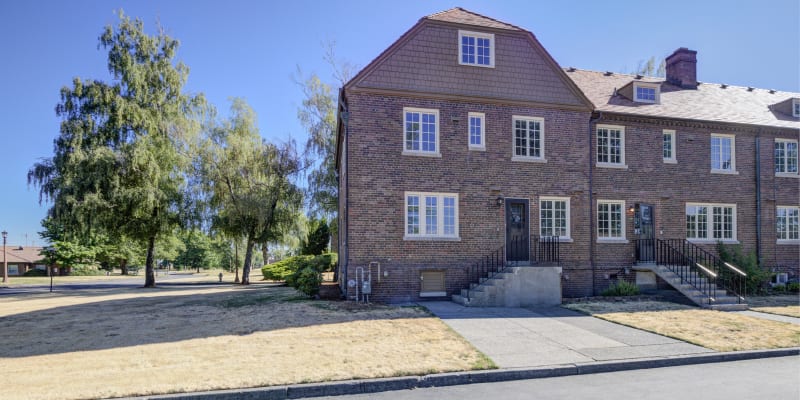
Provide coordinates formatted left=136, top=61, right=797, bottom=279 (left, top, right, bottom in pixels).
left=50, top=273, right=53, bottom=293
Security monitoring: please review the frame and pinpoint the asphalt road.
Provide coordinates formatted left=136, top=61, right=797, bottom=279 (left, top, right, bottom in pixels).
left=319, top=356, right=800, bottom=400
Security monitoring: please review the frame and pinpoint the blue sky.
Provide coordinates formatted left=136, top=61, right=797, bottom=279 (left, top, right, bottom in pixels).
left=1, top=0, right=797, bottom=246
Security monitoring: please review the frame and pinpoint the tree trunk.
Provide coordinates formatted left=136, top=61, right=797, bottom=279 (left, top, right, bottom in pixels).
left=261, top=244, right=269, bottom=266
left=120, top=259, right=128, bottom=275
left=144, top=235, right=157, bottom=287
left=242, top=236, right=255, bottom=285
left=234, top=239, right=240, bottom=284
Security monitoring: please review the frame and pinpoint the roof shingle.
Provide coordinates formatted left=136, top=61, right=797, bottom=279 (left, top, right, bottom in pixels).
left=566, top=69, right=800, bottom=129
left=425, top=7, right=522, bottom=31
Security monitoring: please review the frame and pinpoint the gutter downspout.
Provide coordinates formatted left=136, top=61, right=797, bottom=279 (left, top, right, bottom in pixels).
left=589, top=111, right=602, bottom=296
left=342, top=107, right=350, bottom=300
left=755, top=131, right=762, bottom=268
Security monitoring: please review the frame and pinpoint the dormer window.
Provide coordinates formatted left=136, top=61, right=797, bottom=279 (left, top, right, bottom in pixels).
left=634, top=83, right=659, bottom=103
left=459, top=30, right=494, bottom=67
left=793, top=99, right=800, bottom=117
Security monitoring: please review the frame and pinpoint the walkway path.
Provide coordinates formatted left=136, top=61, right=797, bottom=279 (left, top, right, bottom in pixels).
left=424, top=301, right=713, bottom=368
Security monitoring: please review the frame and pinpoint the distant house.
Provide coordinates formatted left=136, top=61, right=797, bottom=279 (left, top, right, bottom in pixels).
left=1, top=246, right=50, bottom=277
left=335, top=8, right=800, bottom=306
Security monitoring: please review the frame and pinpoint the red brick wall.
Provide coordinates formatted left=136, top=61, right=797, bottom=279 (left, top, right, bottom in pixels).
left=342, top=91, right=591, bottom=302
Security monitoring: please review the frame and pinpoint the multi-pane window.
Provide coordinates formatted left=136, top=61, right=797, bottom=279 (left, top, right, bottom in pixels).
left=597, top=125, right=625, bottom=166
left=468, top=112, right=485, bottom=150
left=634, top=84, right=658, bottom=103
left=793, top=99, right=800, bottom=117
left=663, top=130, right=676, bottom=163
left=459, top=30, right=494, bottom=67
left=513, top=116, right=544, bottom=159
left=598, top=201, right=625, bottom=239
left=403, top=108, right=439, bottom=155
left=540, top=197, right=570, bottom=239
left=711, top=134, right=735, bottom=172
left=775, top=139, right=798, bottom=175
left=777, top=206, right=800, bottom=241
left=405, top=192, right=458, bottom=239
left=686, top=205, right=708, bottom=239
left=686, top=203, right=736, bottom=241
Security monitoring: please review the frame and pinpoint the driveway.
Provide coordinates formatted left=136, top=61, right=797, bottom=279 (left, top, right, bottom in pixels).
left=423, top=301, right=713, bottom=368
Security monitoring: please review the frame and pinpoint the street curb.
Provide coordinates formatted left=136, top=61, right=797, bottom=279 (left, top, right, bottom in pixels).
left=132, top=348, right=799, bottom=400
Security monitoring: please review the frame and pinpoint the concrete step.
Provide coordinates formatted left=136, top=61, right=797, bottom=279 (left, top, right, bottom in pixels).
left=709, top=303, right=749, bottom=311
left=452, top=294, right=469, bottom=306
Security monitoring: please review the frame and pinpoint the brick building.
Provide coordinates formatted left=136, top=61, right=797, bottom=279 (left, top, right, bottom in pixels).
left=335, top=8, right=799, bottom=304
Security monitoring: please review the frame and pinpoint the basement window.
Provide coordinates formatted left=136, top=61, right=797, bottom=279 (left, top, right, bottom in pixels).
left=420, top=270, right=446, bottom=297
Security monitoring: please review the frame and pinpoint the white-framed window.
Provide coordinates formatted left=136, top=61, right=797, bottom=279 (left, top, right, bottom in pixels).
left=468, top=112, right=485, bottom=150
left=777, top=206, right=799, bottom=242
left=711, top=134, right=736, bottom=173
left=633, top=83, right=660, bottom=103
left=793, top=99, right=800, bottom=117
left=512, top=116, right=545, bottom=161
left=8, top=265, right=19, bottom=275
left=597, top=200, right=626, bottom=241
left=596, top=125, right=626, bottom=168
left=775, top=139, right=799, bottom=176
left=403, top=108, right=439, bottom=156
left=686, top=203, right=737, bottom=242
left=540, top=197, right=570, bottom=240
left=458, top=30, right=494, bottom=67
left=405, top=192, right=459, bottom=240
left=663, top=130, right=676, bottom=163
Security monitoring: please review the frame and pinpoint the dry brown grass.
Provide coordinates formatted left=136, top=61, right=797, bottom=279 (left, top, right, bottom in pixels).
left=0, top=285, right=492, bottom=400
left=751, top=306, right=800, bottom=318
left=565, top=301, right=800, bottom=352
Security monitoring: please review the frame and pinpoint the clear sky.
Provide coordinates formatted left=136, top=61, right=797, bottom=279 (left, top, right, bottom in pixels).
left=1, top=0, right=797, bottom=246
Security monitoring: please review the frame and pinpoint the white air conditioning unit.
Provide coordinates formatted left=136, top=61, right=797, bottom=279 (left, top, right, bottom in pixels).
left=771, top=273, right=789, bottom=286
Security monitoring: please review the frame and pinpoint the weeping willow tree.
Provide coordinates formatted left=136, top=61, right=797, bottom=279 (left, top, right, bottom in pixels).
left=200, top=99, right=303, bottom=285
left=29, top=12, right=204, bottom=287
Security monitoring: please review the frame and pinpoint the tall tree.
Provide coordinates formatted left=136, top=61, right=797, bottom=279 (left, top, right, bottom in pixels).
left=635, top=56, right=666, bottom=77
left=29, top=12, right=204, bottom=287
left=200, top=99, right=302, bottom=285
left=296, top=44, right=357, bottom=225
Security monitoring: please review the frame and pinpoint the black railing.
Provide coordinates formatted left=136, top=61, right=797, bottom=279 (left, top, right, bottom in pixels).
left=464, top=244, right=507, bottom=299
left=534, top=235, right=560, bottom=263
left=641, top=238, right=746, bottom=304
left=506, top=235, right=529, bottom=263
left=462, top=236, right=561, bottom=300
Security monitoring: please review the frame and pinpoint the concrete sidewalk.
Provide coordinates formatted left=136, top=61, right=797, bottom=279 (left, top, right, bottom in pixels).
left=423, top=301, right=713, bottom=368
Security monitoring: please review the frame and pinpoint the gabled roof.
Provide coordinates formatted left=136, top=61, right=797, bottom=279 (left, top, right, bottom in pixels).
left=3, top=246, right=45, bottom=264
left=425, top=7, right=523, bottom=31
left=566, top=69, right=800, bottom=130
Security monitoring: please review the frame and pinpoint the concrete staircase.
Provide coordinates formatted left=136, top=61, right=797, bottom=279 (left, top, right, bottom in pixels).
left=640, top=263, right=748, bottom=311
left=452, top=266, right=562, bottom=307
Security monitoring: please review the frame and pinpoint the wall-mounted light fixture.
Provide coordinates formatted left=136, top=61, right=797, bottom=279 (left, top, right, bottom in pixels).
left=495, top=196, right=504, bottom=207
left=627, top=205, right=635, bottom=215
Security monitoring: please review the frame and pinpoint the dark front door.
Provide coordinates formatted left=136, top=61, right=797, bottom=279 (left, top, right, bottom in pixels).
left=505, top=199, right=529, bottom=262
left=635, top=203, right=655, bottom=262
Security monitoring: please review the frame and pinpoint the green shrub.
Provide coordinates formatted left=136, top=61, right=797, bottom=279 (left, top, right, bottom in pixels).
left=601, top=280, right=640, bottom=296
left=261, top=256, right=309, bottom=281
left=787, top=282, right=800, bottom=293
left=771, top=284, right=787, bottom=293
left=69, top=265, right=105, bottom=276
left=716, top=243, right=770, bottom=295
left=23, top=269, right=48, bottom=277
left=287, top=266, right=323, bottom=297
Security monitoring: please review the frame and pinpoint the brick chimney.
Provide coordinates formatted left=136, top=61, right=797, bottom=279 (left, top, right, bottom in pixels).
left=665, top=47, right=697, bottom=89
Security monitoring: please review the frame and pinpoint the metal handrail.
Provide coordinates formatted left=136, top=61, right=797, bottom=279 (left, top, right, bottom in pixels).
left=642, top=238, right=746, bottom=304
left=463, top=235, right=561, bottom=300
